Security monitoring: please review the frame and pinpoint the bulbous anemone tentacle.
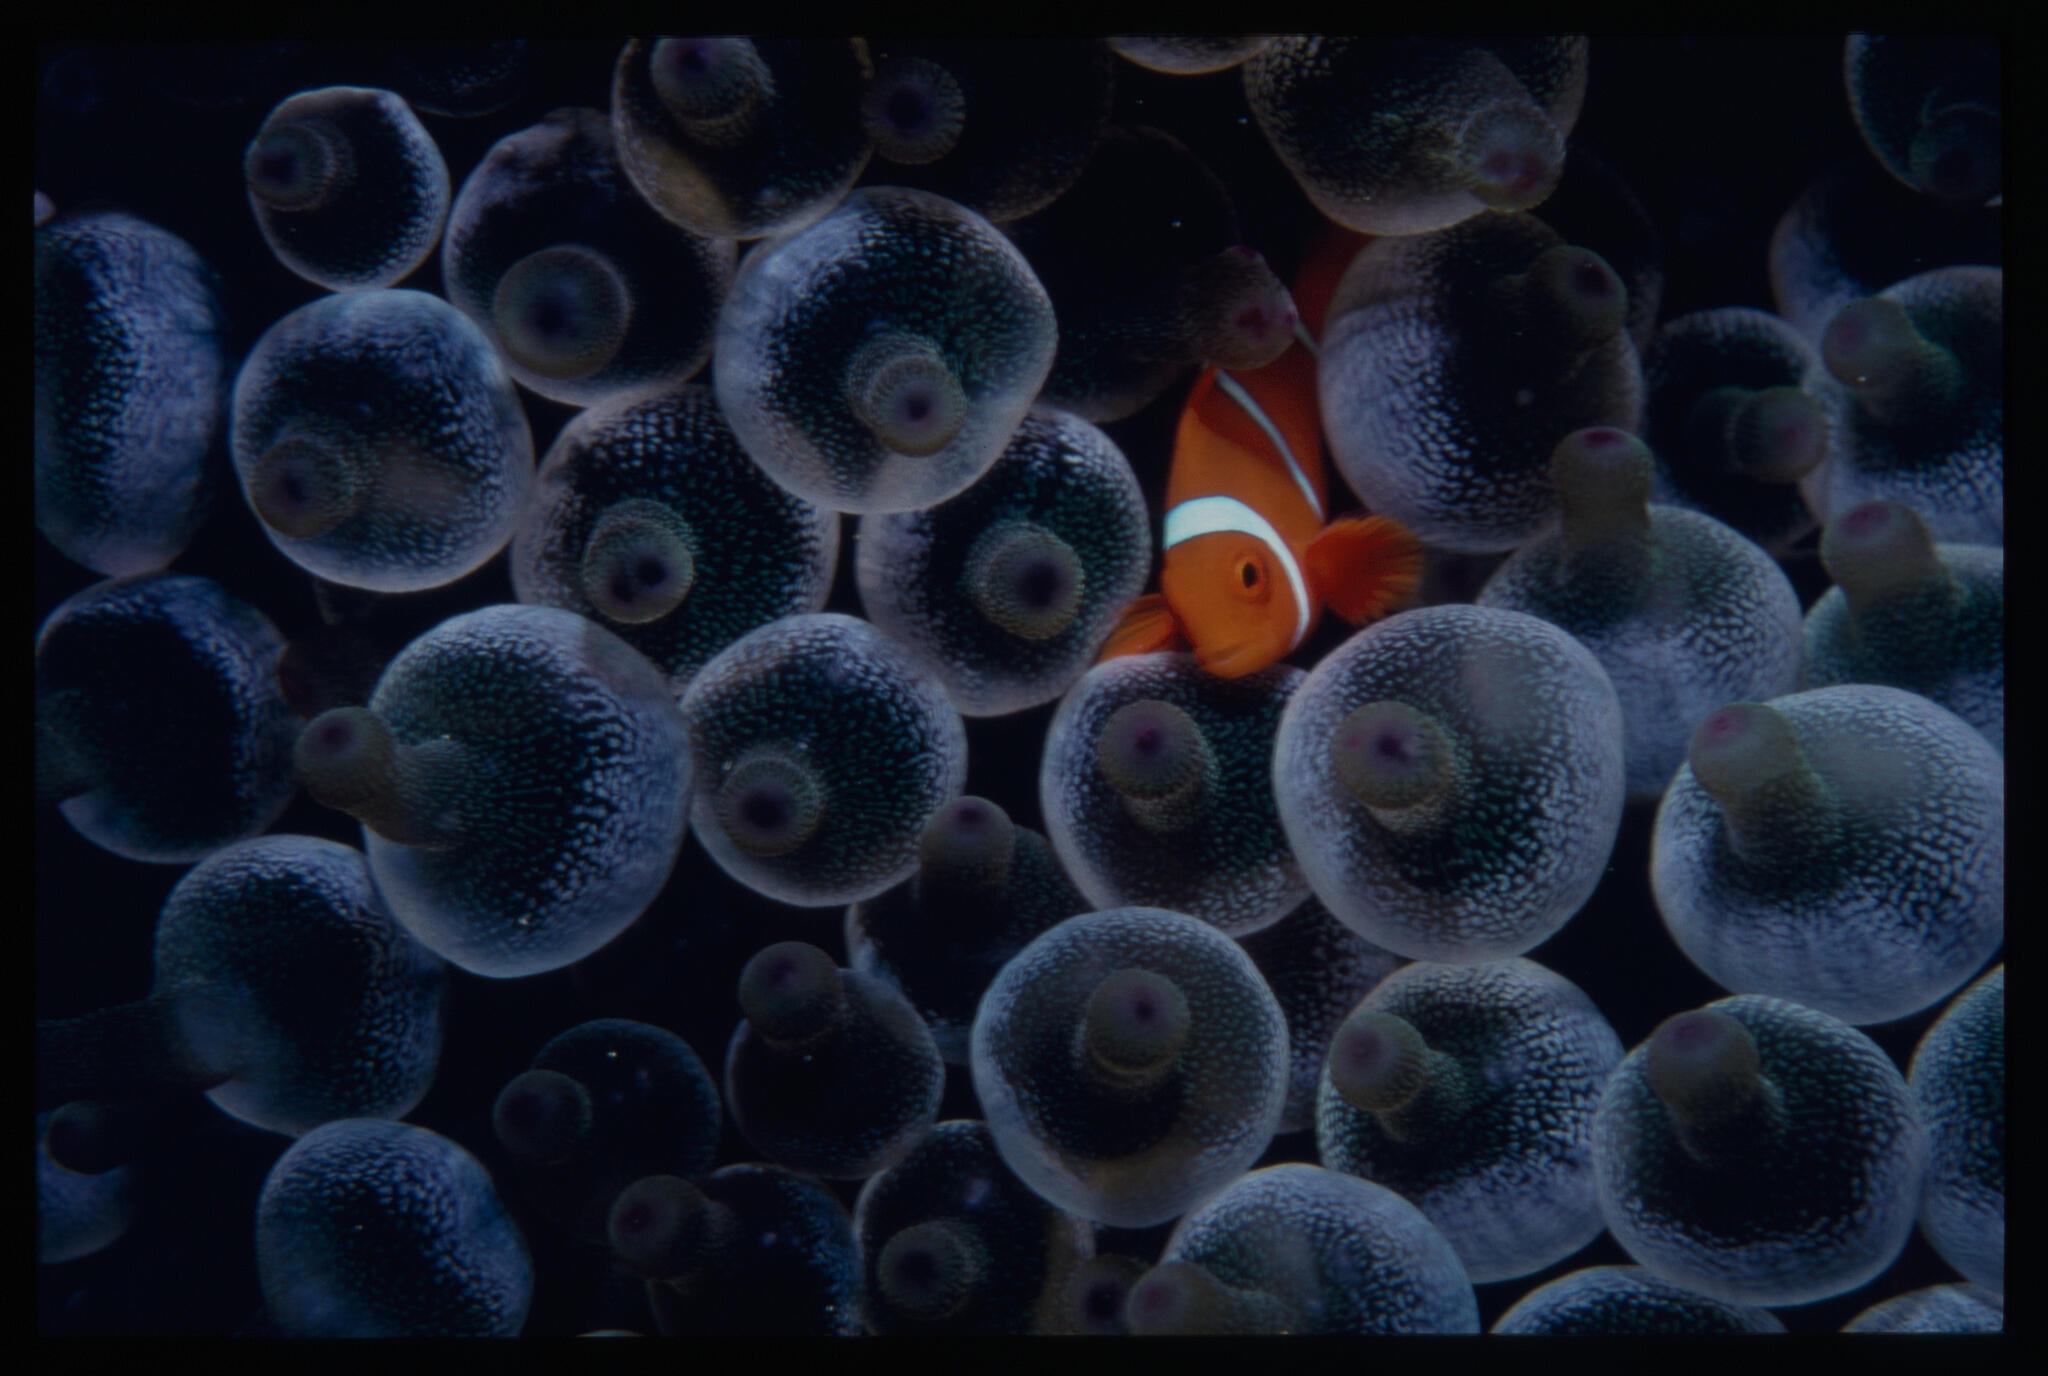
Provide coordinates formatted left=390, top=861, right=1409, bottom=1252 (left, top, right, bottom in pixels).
left=846, top=331, right=970, bottom=458
left=243, top=87, right=451, bottom=291
left=1490, top=244, right=1630, bottom=360
left=1821, top=295, right=1964, bottom=429
left=492, top=245, right=636, bottom=383
left=1645, top=1010, right=1768, bottom=1137
left=862, top=55, right=967, bottom=166
left=36, top=996, right=240, bottom=1110
left=1326, top=1008, right=1433, bottom=1113
left=1548, top=426, right=1657, bottom=569
left=1819, top=499, right=1953, bottom=620
left=875, top=1218, right=990, bottom=1322
left=244, top=116, right=356, bottom=212
left=1062, top=1254, right=1149, bottom=1334
left=1684, top=702, right=1840, bottom=868
left=248, top=436, right=370, bottom=541
left=962, top=521, right=1086, bottom=642
left=1908, top=101, right=2001, bottom=205
left=1456, top=101, right=1566, bottom=212
left=916, top=795, right=1016, bottom=893
left=1095, top=698, right=1217, bottom=835
left=609, top=1174, right=735, bottom=1277
left=713, top=749, right=828, bottom=860
left=294, top=706, right=466, bottom=850
left=1177, top=246, right=1297, bottom=371
left=1079, top=967, right=1192, bottom=1093
left=1700, top=386, right=1831, bottom=484
left=737, top=941, right=847, bottom=1047
left=1096, top=698, right=1212, bottom=801
left=649, top=37, right=776, bottom=148
left=1125, top=1259, right=1299, bottom=1335
left=578, top=499, right=696, bottom=626
left=492, top=1068, right=593, bottom=1168
left=1330, top=700, right=1458, bottom=822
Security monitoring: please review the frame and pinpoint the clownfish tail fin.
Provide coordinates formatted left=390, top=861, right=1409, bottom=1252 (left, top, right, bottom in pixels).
left=1308, top=516, right=1423, bottom=625
left=1097, top=593, right=1188, bottom=663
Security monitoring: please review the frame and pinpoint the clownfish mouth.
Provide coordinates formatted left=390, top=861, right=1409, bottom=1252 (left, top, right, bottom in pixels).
left=1194, top=640, right=1270, bottom=679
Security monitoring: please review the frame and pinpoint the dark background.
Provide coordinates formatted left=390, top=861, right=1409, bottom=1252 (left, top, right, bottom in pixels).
left=35, top=37, right=2000, bottom=1339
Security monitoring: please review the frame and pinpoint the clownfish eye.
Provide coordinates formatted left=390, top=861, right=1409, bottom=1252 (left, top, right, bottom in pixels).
left=1229, top=551, right=1273, bottom=604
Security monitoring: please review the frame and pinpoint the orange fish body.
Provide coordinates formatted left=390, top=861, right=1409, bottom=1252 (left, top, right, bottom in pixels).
left=1100, top=226, right=1422, bottom=679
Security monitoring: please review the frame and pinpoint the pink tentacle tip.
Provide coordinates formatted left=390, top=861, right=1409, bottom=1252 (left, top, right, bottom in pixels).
left=1664, top=1012, right=1720, bottom=1052
left=1700, top=709, right=1747, bottom=743
left=1571, top=261, right=1616, bottom=297
left=1839, top=503, right=1891, bottom=538
left=1480, top=148, right=1549, bottom=200
left=1340, top=1023, right=1388, bottom=1070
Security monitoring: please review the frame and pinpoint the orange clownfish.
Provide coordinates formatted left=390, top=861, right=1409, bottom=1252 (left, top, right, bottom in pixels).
left=1099, top=226, right=1423, bottom=679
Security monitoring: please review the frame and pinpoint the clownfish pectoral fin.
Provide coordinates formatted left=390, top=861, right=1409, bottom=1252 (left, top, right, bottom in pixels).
left=1097, top=593, right=1188, bottom=663
left=1307, top=516, right=1424, bottom=626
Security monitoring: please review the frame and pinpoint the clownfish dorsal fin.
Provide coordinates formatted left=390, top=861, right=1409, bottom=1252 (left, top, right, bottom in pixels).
left=1097, top=593, right=1188, bottom=663
left=1307, top=515, right=1424, bottom=626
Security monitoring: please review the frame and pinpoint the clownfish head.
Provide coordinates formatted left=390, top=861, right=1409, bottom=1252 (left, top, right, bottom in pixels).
left=1159, top=502, right=1311, bottom=679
